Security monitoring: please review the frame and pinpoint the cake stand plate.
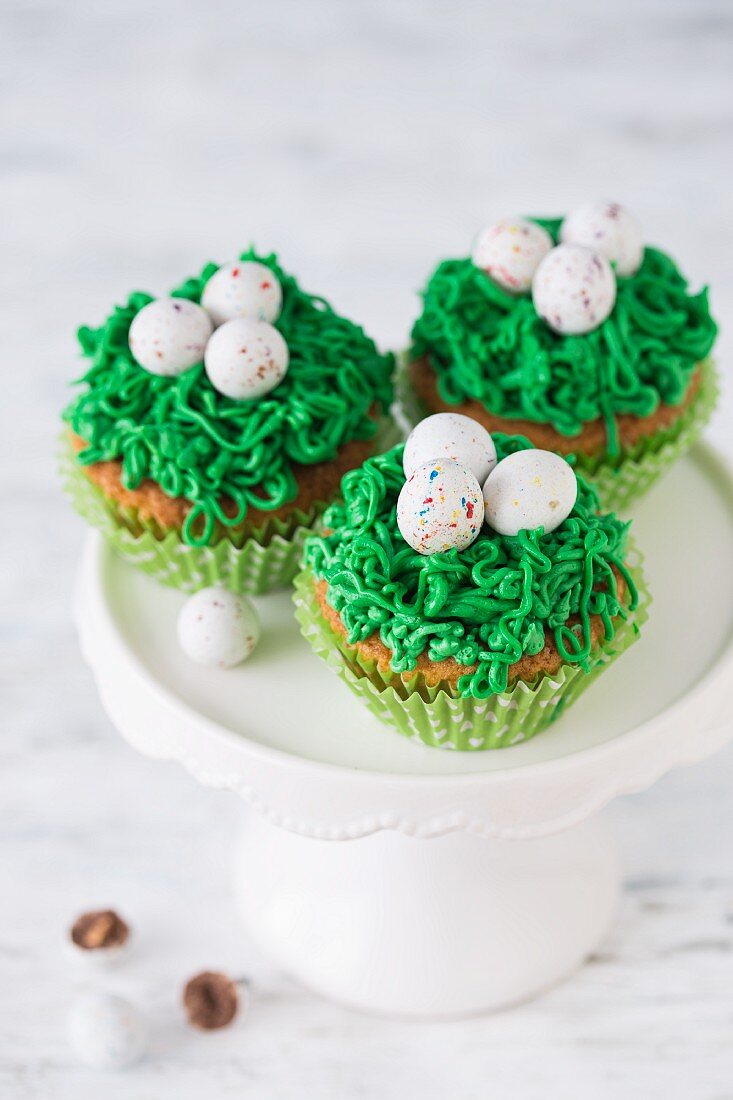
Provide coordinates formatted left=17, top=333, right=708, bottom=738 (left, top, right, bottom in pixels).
left=74, top=445, right=733, bottom=1017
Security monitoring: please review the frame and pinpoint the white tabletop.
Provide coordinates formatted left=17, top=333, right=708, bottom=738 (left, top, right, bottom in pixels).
left=3, top=0, right=733, bottom=1096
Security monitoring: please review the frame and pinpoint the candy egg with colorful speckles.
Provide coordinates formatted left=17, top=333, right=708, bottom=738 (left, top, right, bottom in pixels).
left=472, top=218, right=553, bottom=293
left=561, top=200, right=644, bottom=277
left=532, top=244, right=616, bottom=335
left=67, top=993, right=147, bottom=1070
left=397, top=460, right=484, bottom=555
left=177, top=587, right=261, bottom=668
left=204, top=318, right=289, bottom=400
left=202, top=260, right=283, bottom=327
left=482, top=449, right=577, bottom=537
left=128, top=298, right=213, bottom=376
left=403, top=413, right=497, bottom=485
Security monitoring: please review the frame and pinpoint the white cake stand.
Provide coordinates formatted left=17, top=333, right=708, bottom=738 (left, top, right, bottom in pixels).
left=74, top=445, right=733, bottom=1018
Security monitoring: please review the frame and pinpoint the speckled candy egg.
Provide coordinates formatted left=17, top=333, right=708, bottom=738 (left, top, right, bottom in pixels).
left=128, top=297, right=213, bottom=376
left=561, top=200, right=644, bottom=277
left=397, top=460, right=484, bottom=555
left=201, top=260, right=283, bottom=327
left=67, top=993, right=147, bottom=1070
left=403, top=413, right=497, bottom=485
left=177, top=587, right=261, bottom=668
left=472, top=218, right=553, bottom=293
left=532, top=244, right=616, bottom=335
left=204, top=318, right=289, bottom=400
left=482, top=449, right=577, bottom=537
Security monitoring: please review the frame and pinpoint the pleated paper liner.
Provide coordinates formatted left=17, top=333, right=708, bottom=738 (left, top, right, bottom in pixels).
left=573, top=359, right=718, bottom=512
left=60, top=418, right=401, bottom=596
left=396, top=355, right=718, bottom=514
left=293, top=551, right=650, bottom=751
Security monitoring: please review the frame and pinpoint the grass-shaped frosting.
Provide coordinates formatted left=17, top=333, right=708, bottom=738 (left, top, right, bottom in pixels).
left=305, top=438, right=638, bottom=699
left=411, top=217, right=717, bottom=454
left=64, top=251, right=394, bottom=546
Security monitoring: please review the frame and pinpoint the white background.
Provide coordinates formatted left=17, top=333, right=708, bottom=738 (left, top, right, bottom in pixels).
left=2, top=0, right=733, bottom=1096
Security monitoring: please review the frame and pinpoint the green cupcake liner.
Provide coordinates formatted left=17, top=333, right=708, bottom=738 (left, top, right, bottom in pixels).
left=573, top=360, right=718, bottom=513
left=396, top=355, right=718, bottom=515
left=61, top=417, right=401, bottom=595
left=293, top=548, right=650, bottom=751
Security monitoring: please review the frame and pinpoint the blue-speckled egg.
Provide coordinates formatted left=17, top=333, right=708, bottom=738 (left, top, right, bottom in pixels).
left=397, top=460, right=484, bottom=555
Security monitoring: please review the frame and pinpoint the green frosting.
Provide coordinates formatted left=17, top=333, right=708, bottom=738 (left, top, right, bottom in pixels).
left=64, top=251, right=394, bottom=546
left=305, top=438, right=638, bottom=700
left=410, top=217, right=717, bottom=454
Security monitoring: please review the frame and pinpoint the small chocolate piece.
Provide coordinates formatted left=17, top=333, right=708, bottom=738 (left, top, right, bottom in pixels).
left=70, top=909, right=130, bottom=951
left=183, top=971, right=239, bottom=1030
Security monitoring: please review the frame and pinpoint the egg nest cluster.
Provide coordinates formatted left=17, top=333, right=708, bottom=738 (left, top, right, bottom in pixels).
left=305, top=439, right=638, bottom=699
left=411, top=217, right=717, bottom=454
left=64, top=250, right=394, bottom=546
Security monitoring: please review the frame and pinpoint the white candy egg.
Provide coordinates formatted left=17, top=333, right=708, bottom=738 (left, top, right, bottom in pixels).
left=403, top=413, right=497, bottom=485
left=67, top=993, right=147, bottom=1070
left=204, top=318, right=289, bottom=400
left=177, top=587, right=261, bottom=668
left=561, top=200, right=644, bottom=277
left=128, top=297, right=213, bottom=376
left=201, top=260, right=283, bottom=327
left=482, top=449, right=577, bottom=537
left=532, top=244, right=616, bottom=335
left=397, top=460, right=484, bottom=555
left=472, top=218, right=553, bottom=293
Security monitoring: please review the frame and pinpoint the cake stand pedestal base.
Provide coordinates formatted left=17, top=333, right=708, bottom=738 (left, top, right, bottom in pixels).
left=232, top=809, right=619, bottom=1018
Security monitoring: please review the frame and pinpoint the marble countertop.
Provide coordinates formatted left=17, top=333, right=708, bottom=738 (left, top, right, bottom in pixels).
left=3, top=0, right=733, bottom=1095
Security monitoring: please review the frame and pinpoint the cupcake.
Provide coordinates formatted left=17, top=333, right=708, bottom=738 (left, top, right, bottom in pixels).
left=407, top=202, right=717, bottom=511
left=294, top=414, right=649, bottom=750
left=62, top=250, right=394, bottom=594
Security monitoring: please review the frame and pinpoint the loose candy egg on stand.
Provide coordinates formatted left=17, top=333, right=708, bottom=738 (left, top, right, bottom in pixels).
left=561, top=200, right=644, bottom=277
left=201, top=260, right=283, bottom=327
left=482, top=449, right=578, bottom=537
left=472, top=217, right=553, bottom=293
left=397, top=460, right=484, bottom=556
left=67, top=992, right=147, bottom=1070
left=177, top=587, right=261, bottom=669
left=532, top=244, right=616, bottom=335
left=128, top=298, right=213, bottom=376
left=204, top=318, right=289, bottom=400
left=404, top=413, right=497, bottom=485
